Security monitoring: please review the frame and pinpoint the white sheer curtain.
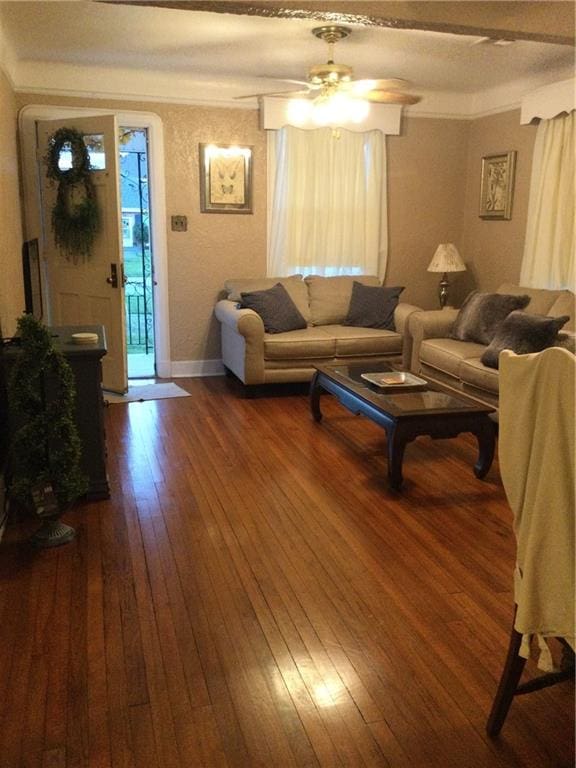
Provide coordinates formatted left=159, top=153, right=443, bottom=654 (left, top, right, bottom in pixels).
left=520, top=110, right=575, bottom=289
left=267, top=126, right=386, bottom=277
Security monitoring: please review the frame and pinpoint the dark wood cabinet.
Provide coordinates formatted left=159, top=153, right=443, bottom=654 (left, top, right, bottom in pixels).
left=50, top=325, right=110, bottom=500
left=3, top=324, right=110, bottom=501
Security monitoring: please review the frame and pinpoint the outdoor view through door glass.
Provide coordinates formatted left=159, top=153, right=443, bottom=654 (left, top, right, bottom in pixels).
left=119, top=127, right=155, bottom=378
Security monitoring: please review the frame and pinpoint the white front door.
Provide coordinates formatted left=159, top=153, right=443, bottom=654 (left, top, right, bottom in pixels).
left=37, top=115, right=128, bottom=393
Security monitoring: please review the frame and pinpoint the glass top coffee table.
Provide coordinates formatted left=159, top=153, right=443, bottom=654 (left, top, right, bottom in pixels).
left=310, top=362, right=496, bottom=491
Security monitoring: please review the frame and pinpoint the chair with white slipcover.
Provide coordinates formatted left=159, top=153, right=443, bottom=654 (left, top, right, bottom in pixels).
left=487, top=347, right=575, bottom=737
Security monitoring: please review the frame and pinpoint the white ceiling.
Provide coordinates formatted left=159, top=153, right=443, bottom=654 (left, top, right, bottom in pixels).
left=0, top=1, right=574, bottom=117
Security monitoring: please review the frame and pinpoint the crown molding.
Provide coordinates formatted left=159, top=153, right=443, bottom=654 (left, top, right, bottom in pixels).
left=13, top=60, right=258, bottom=110
left=11, top=59, right=574, bottom=121
left=14, top=85, right=254, bottom=111
left=403, top=104, right=522, bottom=121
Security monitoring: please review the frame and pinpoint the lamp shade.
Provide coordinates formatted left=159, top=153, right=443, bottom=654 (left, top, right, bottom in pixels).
left=427, top=243, right=466, bottom=273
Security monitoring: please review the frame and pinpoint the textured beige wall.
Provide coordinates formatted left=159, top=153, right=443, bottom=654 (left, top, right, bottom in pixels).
left=387, top=117, right=469, bottom=310
left=152, top=103, right=267, bottom=361
left=460, top=110, right=537, bottom=298
left=0, top=70, right=24, bottom=337
left=15, top=92, right=534, bottom=364
left=16, top=93, right=267, bottom=362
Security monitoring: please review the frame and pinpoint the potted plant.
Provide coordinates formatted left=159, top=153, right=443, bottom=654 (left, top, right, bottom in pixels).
left=6, top=314, right=87, bottom=547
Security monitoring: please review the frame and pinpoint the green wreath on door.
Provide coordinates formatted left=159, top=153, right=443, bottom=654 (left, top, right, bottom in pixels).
left=45, top=127, right=100, bottom=261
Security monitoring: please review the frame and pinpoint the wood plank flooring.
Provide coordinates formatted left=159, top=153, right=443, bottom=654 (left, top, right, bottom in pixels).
left=0, top=376, right=573, bottom=768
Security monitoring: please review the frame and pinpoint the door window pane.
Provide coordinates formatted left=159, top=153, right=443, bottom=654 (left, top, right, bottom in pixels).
left=57, top=133, right=106, bottom=171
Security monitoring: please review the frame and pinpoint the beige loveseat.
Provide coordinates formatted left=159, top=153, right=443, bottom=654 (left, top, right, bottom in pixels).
left=408, top=283, right=575, bottom=408
left=214, top=275, right=421, bottom=385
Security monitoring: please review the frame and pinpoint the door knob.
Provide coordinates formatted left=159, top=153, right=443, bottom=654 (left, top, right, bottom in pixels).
left=106, top=263, right=118, bottom=288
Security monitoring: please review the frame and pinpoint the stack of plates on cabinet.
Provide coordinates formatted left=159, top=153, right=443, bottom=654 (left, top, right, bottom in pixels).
left=70, top=332, right=99, bottom=345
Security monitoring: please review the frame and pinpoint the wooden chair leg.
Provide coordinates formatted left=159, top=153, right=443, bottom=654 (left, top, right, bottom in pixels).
left=486, top=622, right=526, bottom=738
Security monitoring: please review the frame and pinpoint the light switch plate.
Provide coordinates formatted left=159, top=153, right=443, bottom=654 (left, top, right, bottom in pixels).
left=171, top=215, right=187, bottom=232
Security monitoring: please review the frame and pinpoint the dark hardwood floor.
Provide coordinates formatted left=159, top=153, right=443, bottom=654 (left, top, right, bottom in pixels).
left=0, top=377, right=573, bottom=768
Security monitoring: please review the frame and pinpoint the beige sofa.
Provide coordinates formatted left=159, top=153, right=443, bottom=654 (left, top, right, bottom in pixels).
left=408, top=283, right=575, bottom=408
left=214, top=275, right=421, bottom=385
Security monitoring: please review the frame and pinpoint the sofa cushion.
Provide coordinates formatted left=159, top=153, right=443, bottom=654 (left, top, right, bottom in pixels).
left=481, top=311, right=571, bottom=369
left=305, top=275, right=381, bottom=326
left=451, top=291, right=531, bottom=345
left=322, top=325, right=403, bottom=357
left=459, top=358, right=500, bottom=394
left=343, top=282, right=404, bottom=330
left=240, top=283, right=307, bottom=334
left=226, top=275, right=311, bottom=323
left=548, top=291, right=575, bottom=331
left=420, top=338, right=487, bottom=377
left=263, top=327, right=336, bottom=360
left=497, top=283, right=561, bottom=316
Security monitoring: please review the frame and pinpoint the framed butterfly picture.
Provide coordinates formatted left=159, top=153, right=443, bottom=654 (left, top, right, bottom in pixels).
left=199, top=143, right=253, bottom=214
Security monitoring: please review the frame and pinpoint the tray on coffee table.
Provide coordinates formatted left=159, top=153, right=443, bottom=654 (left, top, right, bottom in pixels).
left=360, top=370, right=428, bottom=391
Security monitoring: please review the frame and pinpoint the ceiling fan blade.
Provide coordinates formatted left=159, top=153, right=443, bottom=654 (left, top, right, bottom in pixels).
left=234, top=89, right=310, bottom=100
left=265, top=91, right=314, bottom=99
left=280, top=79, right=315, bottom=87
left=364, top=90, right=421, bottom=105
left=352, top=78, right=411, bottom=94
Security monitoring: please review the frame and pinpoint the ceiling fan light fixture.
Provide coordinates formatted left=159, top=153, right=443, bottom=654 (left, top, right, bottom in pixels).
left=345, top=97, right=371, bottom=124
left=287, top=91, right=369, bottom=127
left=309, top=62, right=354, bottom=86
left=351, top=79, right=377, bottom=95
left=287, top=98, right=314, bottom=125
left=288, top=92, right=370, bottom=127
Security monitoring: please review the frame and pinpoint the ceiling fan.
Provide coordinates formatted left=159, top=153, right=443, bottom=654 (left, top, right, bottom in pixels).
left=238, top=25, right=421, bottom=107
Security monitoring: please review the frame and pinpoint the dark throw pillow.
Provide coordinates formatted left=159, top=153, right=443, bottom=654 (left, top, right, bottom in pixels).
left=481, top=311, right=571, bottom=369
left=343, top=282, right=405, bottom=331
left=240, top=282, right=307, bottom=334
left=450, top=291, right=531, bottom=345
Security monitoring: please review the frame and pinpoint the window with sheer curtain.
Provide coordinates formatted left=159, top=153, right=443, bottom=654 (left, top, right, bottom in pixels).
left=520, top=110, right=575, bottom=289
left=267, top=125, right=386, bottom=277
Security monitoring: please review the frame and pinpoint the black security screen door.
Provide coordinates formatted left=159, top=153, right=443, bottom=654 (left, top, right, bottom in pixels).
left=119, top=127, right=155, bottom=379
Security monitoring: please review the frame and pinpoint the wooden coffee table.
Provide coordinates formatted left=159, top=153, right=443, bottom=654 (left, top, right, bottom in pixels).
left=310, top=362, right=496, bottom=491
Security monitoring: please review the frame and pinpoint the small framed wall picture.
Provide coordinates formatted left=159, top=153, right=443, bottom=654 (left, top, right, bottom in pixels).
left=199, top=143, right=253, bottom=214
left=479, top=150, right=516, bottom=220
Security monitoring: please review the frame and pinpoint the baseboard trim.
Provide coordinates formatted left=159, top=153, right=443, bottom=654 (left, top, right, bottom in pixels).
left=156, top=358, right=172, bottom=378
left=171, top=359, right=225, bottom=378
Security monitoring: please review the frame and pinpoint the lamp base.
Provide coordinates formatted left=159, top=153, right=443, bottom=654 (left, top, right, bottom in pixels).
left=438, top=273, right=450, bottom=309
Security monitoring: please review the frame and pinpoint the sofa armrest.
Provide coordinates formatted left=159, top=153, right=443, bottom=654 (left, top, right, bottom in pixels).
left=394, top=303, right=423, bottom=370
left=214, top=300, right=266, bottom=384
left=556, top=330, right=576, bottom=354
left=408, top=308, right=459, bottom=373
left=214, top=299, right=265, bottom=339
left=394, top=303, right=422, bottom=335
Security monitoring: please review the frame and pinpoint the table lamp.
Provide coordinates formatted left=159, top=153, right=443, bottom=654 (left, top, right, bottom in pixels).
left=427, top=243, right=466, bottom=308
